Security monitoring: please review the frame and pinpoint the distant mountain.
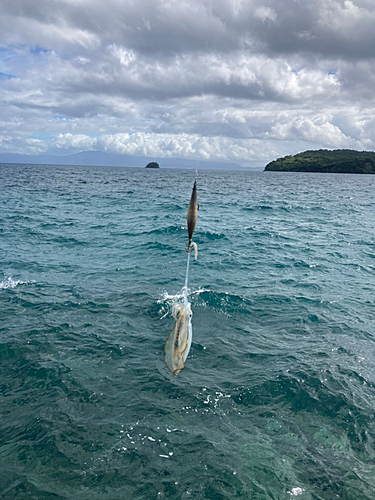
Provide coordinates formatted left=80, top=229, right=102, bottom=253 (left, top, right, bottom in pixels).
left=0, top=151, right=245, bottom=170
left=264, top=149, right=375, bottom=174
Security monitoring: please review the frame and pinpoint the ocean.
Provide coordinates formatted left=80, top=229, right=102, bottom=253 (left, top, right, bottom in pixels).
left=1, top=163, right=375, bottom=500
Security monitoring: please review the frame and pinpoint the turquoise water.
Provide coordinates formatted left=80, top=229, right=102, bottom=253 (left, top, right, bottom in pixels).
left=1, top=164, right=375, bottom=499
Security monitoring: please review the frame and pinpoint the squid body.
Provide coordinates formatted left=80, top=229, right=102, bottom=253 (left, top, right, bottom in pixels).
left=164, top=302, right=193, bottom=376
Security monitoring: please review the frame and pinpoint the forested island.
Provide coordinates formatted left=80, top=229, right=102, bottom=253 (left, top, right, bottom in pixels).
left=145, top=162, right=160, bottom=168
left=264, top=149, right=375, bottom=174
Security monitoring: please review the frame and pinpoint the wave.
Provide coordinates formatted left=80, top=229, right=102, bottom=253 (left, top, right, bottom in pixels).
left=0, top=277, right=33, bottom=289
left=158, top=287, right=210, bottom=303
left=111, top=225, right=185, bottom=238
left=232, top=367, right=374, bottom=458
left=243, top=204, right=274, bottom=211
left=118, top=226, right=228, bottom=241
left=197, top=230, right=227, bottom=241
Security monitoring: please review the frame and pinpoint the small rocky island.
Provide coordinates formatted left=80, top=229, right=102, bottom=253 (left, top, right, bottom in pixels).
left=264, top=149, right=375, bottom=174
left=145, top=162, right=160, bottom=169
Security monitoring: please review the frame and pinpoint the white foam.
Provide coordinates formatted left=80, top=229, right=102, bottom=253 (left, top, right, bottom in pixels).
left=158, top=287, right=210, bottom=303
left=0, top=277, right=32, bottom=290
left=288, top=487, right=305, bottom=496
left=158, top=287, right=210, bottom=319
left=157, top=290, right=185, bottom=303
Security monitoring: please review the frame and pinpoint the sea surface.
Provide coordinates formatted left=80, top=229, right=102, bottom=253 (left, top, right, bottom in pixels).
left=1, top=163, right=375, bottom=500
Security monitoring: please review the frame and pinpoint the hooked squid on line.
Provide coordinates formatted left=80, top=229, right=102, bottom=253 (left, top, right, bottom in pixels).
left=164, top=180, right=198, bottom=376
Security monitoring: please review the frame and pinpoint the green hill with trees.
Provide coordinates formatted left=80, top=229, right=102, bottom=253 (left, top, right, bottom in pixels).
left=264, top=149, right=375, bottom=174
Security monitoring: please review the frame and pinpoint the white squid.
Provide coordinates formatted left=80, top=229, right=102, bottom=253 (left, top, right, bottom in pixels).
left=164, top=299, right=193, bottom=376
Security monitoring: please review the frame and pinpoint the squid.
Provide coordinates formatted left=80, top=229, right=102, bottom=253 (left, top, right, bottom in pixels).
left=187, top=180, right=198, bottom=250
left=164, top=180, right=198, bottom=376
left=164, top=301, right=193, bottom=376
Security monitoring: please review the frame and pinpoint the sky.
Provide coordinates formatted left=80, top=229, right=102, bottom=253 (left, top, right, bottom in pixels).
left=1, top=0, right=375, bottom=168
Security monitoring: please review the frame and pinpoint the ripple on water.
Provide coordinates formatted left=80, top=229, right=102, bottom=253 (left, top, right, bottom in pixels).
left=1, top=166, right=375, bottom=499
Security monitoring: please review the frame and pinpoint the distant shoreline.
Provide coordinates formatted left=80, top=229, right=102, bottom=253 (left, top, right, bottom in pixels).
left=0, top=151, right=252, bottom=171
left=0, top=161, right=262, bottom=171
left=264, top=149, right=375, bottom=174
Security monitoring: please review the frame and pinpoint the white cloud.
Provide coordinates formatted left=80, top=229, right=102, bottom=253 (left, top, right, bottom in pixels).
left=107, top=45, right=136, bottom=67
left=25, top=137, right=48, bottom=153
left=51, top=125, right=373, bottom=165
left=0, top=0, right=375, bottom=165
left=254, top=7, right=277, bottom=23
left=55, top=133, right=96, bottom=150
left=318, top=0, right=375, bottom=34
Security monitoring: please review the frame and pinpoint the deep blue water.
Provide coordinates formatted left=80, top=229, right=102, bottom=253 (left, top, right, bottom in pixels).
left=1, top=163, right=375, bottom=500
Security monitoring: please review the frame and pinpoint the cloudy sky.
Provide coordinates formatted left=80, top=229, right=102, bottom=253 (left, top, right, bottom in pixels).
left=1, top=0, right=375, bottom=167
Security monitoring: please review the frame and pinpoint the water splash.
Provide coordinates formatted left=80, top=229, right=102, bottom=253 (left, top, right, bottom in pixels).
left=0, top=277, right=32, bottom=289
